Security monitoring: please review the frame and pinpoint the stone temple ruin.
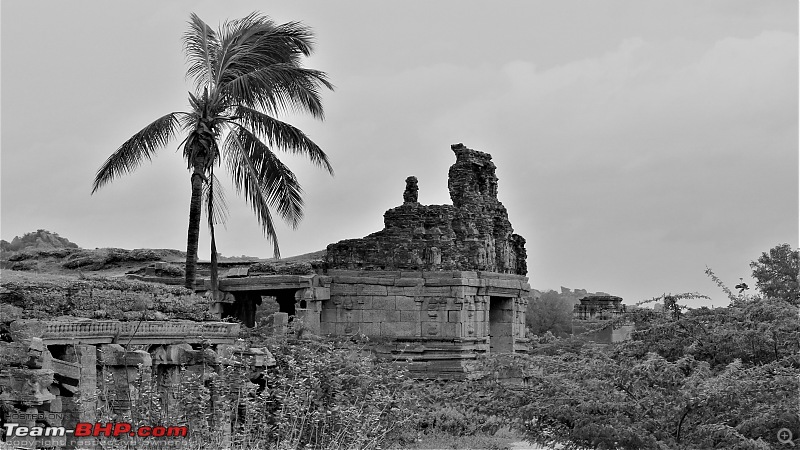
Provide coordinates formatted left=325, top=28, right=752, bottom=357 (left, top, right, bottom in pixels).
left=0, top=143, right=530, bottom=448
left=213, top=143, right=531, bottom=378
left=0, top=275, right=268, bottom=449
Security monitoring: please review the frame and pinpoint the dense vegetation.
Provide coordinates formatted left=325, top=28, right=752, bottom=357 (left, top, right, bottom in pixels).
left=14, top=244, right=796, bottom=449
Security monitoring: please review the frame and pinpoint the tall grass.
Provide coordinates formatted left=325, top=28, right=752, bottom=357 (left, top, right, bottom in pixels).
left=91, top=334, right=416, bottom=450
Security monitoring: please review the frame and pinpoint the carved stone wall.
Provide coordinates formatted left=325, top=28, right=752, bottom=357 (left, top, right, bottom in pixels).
left=326, top=143, right=527, bottom=275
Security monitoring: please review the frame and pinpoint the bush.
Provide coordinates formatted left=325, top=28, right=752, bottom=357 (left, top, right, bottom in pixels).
left=249, top=261, right=314, bottom=275
left=9, top=260, right=37, bottom=271
left=91, top=334, right=417, bottom=450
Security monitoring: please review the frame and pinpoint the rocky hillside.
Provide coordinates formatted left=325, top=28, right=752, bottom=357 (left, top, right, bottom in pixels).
left=0, top=229, right=78, bottom=252
left=0, top=271, right=213, bottom=322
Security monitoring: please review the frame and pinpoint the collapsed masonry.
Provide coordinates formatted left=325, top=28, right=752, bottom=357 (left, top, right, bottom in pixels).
left=215, top=143, right=531, bottom=379
left=0, top=276, right=269, bottom=449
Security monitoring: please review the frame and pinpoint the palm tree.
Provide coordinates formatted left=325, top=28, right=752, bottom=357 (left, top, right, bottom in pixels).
left=92, top=12, right=334, bottom=289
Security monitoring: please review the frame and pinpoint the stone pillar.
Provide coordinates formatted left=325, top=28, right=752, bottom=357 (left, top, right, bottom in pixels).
left=97, top=344, right=151, bottom=418
left=266, top=312, right=288, bottom=335
left=60, top=344, right=98, bottom=450
left=294, top=287, right=328, bottom=335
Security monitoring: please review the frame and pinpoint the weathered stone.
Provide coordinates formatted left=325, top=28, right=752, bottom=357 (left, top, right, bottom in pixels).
left=358, top=284, right=388, bottom=296
left=395, top=296, right=418, bottom=310
left=372, top=296, right=396, bottom=310
left=381, top=321, right=418, bottom=337
left=403, top=176, right=419, bottom=204
left=400, top=310, right=421, bottom=322
left=325, top=144, right=527, bottom=275
left=0, top=368, right=55, bottom=404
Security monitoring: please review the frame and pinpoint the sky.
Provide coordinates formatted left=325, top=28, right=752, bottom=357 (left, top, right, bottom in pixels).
left=1, top=0, right=797, bottom=308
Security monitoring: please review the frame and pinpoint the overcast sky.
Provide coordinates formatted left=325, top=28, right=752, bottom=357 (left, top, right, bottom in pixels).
left=2, top=1, right=797, bottom=307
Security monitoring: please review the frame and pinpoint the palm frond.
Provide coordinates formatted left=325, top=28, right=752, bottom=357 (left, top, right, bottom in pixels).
left=216, top=14, right=316, bottom=80
left=92, top=113, right=182, bottom=194
left=233, top=106, right=333, bottom=174
left=203, top=173, right=229, bottom=229
left=222, top=128, right=286, bottom=258
left=184, top=13, right=219, bottom=90
left=225, top=125, right=304, bottom=226
left=222, top=63, right=332, bottom=118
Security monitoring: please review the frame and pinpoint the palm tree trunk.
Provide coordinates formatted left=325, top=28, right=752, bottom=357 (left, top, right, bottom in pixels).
left=185, top=158, right=205, bottom=289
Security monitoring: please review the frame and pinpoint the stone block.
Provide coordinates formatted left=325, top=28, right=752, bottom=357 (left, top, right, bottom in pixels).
left=361, top=322, right=381, bottom=336
left=325, top=269, right=363, bottom=277
left=320, top=306, right=339, bottom=323
left=452, top=271, right=478, bottom=278
left=442, top=322, right=462, bottom=337
left=450, top=286, right=476, bottom=298
left=358, top=284, right=388, bottom=296
left=335, top=276, right=372, bottom=284
left=336, top=322, right=357, bottom=335
left=0, top=342, right=31, bottom=366
left=357, top=296, right=373, bottom=309
left=395, top=296, right=418, bottom=310
left=330, top=284, right=357, bottom=295
left=98, top=345, right=152, bottom=366
left=400, top=271, right=426, bottom=278
left=362, top=309, right=399, bottom=322
left=387, top=286, right=408, bottom=295
left=320, top=322, right=335, bottom=335
left=380, top=321, right=418, bottom=337
left=372, top=296, right=396, bottom=310
left=422, top=271, right=458, bottom=278
left=447, top=311, right=464, bottom=323
left=405, top=286, right=426, bottom=295
left=312, top=287, right=331, bottom=300
left=423, top=278, right=463, bottom=287
left=419, top=286, right=452, bottom=296
left=400, top=310, right=421, bottom=322
left=0, top=368, right=55, bottom=404
left=394, top=277, right=424, bottom=287
left=343, top=310, right=363, bottom=323
left=422, top=322, right=441, bottom=336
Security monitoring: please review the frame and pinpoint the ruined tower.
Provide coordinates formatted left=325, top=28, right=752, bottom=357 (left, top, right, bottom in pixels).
left=325, top=143, right=528, bottom=275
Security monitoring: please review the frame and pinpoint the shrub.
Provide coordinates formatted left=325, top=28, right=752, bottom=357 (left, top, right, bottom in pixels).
left=91, top=335, right=417, bottom=450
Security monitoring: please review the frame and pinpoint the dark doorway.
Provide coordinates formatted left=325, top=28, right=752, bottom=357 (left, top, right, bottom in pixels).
left=489, top=296, right=514, bottom=353
left=221, top=288, right=300, bottom=327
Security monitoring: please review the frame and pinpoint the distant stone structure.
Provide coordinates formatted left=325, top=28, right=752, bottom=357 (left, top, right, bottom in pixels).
left=571, top=295, right=633, bottom=343
left=211, top=143, right=531, bottom=378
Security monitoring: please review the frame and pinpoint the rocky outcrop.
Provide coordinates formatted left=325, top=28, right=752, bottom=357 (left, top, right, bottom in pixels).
left=1, top=230, right=79, bottom=253
left=0, top=271, right=212, bottom=321
left=326, top=143, right=527, bottom=275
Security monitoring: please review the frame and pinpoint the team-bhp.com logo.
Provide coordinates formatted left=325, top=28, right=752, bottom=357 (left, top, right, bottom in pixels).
left=3, top=422, right=188, bottom=438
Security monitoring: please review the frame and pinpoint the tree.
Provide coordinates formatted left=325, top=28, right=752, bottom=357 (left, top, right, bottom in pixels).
left=750, top=243, right=799, bottom=305
left=92, top=13, right=334, bottom=288
left=470, top=296, right=800, bottom=449
left=526, top=290, right=575, bottom=337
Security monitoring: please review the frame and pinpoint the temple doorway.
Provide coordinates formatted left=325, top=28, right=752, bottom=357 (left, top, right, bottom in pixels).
left=489, top=296, right=514, bottom=353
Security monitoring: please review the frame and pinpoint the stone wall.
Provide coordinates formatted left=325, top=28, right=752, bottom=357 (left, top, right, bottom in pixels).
left=0, top=318, right=266, bottom=449
left=1, top=271, right=212, bottom=322
left=326, top=144, right=527, bottom=275
left=319, top=270, right=530, bottom=378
